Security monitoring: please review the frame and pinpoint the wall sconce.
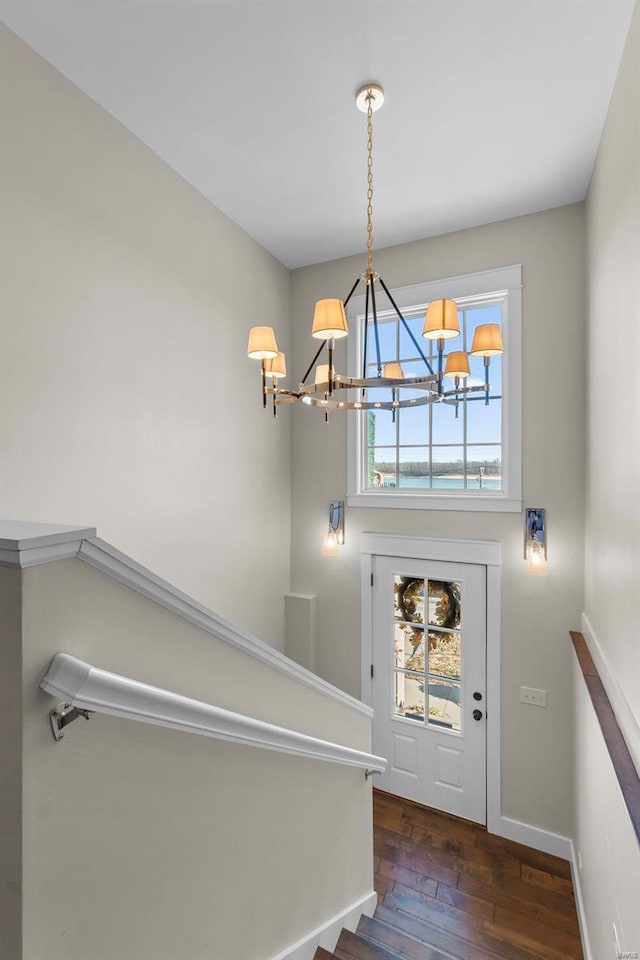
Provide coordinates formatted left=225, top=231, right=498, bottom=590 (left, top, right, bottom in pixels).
left=525, top=507, right=547, bottom=575
left=322, top=501, right=344, bottom=556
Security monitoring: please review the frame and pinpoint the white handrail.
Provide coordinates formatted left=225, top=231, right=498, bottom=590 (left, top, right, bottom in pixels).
left=40, top=654, right=387, bottom=774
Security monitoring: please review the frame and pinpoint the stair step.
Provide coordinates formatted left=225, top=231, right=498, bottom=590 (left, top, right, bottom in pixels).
left=374, top=904, right=504, bottom=960
left=335, top=927, right=405, bottom=960
left=314, top=949, right=339, bottom=960
left=357, top=914, right=458, bottom=960
left=384, top=886, right=571, bottom=960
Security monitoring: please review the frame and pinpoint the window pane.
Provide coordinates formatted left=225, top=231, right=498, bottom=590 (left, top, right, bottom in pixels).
left=427, top=580, right=461, bottom=628
left=399, top=447, right=430, bottom=489
left=372, top=448, right=397, bottom=488
left=428, top=629, right=461, bottom=679
left=431, top=447, right=464, bottom=489
left=394, top=575, right=425, bottom=624
left=366, top=319, right=396, bottom=366
left=466, top=445, right=502, bottom=490
left=400, top=358, right=435, bottom=381
left=395, top=671, right=425, bottom=721
left=432, top=397, right=464, bottom=445
left=399, top=392, right=429, bottom=447
left=427, top=679, right=461, bottom=731
left=394, top=622, right=425, bottom=670
left=399, top=315, right=425, bottom=360
left=467, top=355, right=501, bottom=443
left=368, top=405, right=396, bottom=446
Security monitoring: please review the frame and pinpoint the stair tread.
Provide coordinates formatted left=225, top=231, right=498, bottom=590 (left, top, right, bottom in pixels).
left=314, top=949, right=339, bottom=960
left=382, top=887, right=578, bottom=960
left=336, top=928, right=406, bottom=960
left=374, top=904, right=505, bottom=960
left=358, top=913, right=459, bottom=960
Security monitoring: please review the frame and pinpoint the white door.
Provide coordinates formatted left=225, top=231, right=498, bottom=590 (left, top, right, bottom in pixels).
left=372, top=555, right=487, bottom=824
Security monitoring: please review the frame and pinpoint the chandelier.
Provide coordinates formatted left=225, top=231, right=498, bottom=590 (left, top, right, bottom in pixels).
left=247, top=83, right=503, bottom=418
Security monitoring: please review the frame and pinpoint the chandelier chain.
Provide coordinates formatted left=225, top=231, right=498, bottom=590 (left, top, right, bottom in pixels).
left=366, top=92, right=374, bottom=274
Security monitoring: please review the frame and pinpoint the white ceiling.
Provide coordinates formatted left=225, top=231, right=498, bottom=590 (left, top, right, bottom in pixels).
left=1, top=0, right=634, bottom=269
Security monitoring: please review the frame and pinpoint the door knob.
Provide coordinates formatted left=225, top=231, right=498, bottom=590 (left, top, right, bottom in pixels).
left=472, top=709, right=483, bottom=721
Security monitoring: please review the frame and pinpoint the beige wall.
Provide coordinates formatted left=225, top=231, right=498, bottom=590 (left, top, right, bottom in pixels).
left=578, top=4, right=640, bottom=956
left=0, top=568, right=22, bottom=960
left=290, top=204, right=586, bottom=836
left=584, top=1, right=639, bottom=733
left=0, top=25, right=291, bottom=649
left=17, top=558, right=373, bottom=960
left=573, top=659, right=640, bottom=959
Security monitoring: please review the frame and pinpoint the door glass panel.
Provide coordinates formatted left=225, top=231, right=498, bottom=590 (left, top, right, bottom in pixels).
left=394, top=622, right=425, bottom=670
left=392, top=574, right=463, bottom=731
left=394, top=576, right=425, bottom=624
left=428, top=678, right=461, bottom=731
left=428, top=629, right=461, bottom=679
left=394, top=671, right=425, bottom=721
left=427, top=580, right=461, bottom=628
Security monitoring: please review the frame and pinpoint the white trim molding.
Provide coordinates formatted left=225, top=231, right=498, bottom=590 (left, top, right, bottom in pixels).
left=581, top=612, right=640, bottom=773
left=499, top=816, right=571, bottom=860
left=348, top=492, right=523, bottom=513
left=347, top=264, right=522, bottom=513
left=360, top=531, right=502, bottom=836
left=272, top=891, right=377, bottom=960
left=0, top=519, right=372, bottom=720
left=40, top=653, right=386, bottom=773
left=0, top=519, right=96, bottom=567
left=569, top=840, right=593, bottom=960
left=360, top=531, right=502, bottom=566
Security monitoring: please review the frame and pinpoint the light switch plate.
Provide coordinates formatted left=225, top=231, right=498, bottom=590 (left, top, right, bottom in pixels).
left=520, top=686, right=547, bottom=707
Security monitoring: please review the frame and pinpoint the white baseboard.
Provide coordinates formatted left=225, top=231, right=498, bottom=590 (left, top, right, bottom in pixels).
left=581, top=613, right=640, bottom=774
left=569, top=840, right=593, bottom=960
left=499, top=816, right=571, bottom=860
left=272, top=890, right=377, bottom=960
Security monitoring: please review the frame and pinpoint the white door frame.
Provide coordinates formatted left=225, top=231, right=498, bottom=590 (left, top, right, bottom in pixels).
left=361, top=531, right=502, bottom=836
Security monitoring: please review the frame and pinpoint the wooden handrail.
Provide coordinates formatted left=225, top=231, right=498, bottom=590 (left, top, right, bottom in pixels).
left=570, top=630, right=640, bottom=843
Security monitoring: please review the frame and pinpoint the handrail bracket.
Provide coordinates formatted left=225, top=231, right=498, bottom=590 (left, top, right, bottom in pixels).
left=365, top=769, right=382, bottom=780
left=49, top=702, right=94, bottom=742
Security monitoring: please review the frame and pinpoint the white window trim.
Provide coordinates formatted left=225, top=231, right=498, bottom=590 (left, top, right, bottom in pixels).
left=346, top=264, right=522, bottom=512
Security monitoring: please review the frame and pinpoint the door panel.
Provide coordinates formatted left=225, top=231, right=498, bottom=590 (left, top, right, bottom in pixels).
left=372, top=555, right=487, bottom=824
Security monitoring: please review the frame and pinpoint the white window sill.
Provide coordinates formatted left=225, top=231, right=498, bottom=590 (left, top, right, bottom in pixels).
left=347, top=492, right=523, bottom=513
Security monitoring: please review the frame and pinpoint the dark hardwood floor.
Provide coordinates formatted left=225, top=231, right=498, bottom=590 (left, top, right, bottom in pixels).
left=322, top=789, right=584, bottom=960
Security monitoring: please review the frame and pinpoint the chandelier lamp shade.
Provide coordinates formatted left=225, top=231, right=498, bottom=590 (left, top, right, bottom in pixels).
left=247, top=326, right=278, bottom=360
left=423, top=299, right=460, bottom=340
left=266, top=352, right=287, bottom=379
left=247, top=83, right=503, bottom=418
left=312, top=300, right=349, bottom=340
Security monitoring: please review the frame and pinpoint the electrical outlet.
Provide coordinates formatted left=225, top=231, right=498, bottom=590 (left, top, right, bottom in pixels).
left=520, top=686, right=547, bottom=707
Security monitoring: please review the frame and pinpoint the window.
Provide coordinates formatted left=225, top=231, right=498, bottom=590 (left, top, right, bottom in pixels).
left=347, top=265, right=522, bottom=511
